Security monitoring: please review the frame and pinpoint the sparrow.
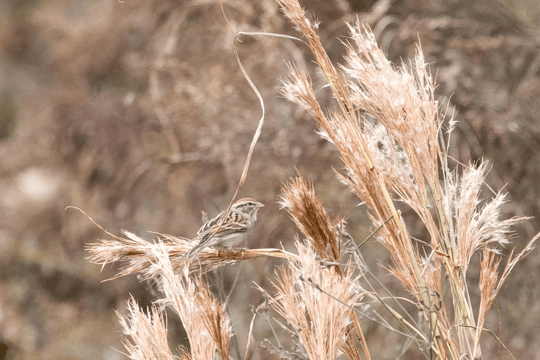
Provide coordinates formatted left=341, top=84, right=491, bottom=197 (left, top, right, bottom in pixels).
left=184, top=198, right=265, bottom=258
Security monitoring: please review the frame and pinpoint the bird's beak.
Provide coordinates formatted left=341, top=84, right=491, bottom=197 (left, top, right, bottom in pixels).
left=256, top=202, right=265, bottom=208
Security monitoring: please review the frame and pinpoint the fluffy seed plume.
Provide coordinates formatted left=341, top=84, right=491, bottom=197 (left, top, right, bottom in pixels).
left=117, top=296, right=175, bottom=360
left=269, top=241, right=364, bottom=360
left=195, top=279, right=230, bottom=360
left=152, top=245, right=229, bottom=360
left=454, top=162, right=527, bottom=271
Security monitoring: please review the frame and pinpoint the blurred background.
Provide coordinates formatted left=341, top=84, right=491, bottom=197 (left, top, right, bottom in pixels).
left=1, top=0, right=539, bottom=359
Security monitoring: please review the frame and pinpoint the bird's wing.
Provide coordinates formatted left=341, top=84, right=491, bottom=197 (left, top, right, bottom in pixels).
left=198, top=212, right=249, bottom=238
left=185, top=212, right=249, bottom=259
left=197, top=211, right=224, bottom=237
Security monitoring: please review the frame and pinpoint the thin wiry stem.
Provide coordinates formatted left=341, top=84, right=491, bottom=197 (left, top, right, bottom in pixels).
left=301, top=276, right=428, bottom=346
left=355, top=216, right=393, bottom=250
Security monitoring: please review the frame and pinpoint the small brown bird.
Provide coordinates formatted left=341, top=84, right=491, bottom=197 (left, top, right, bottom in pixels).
left=184, top=198, right=265, bottom=258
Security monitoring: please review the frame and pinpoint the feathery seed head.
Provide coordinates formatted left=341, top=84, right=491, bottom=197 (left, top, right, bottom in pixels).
left=280, top=176, right=342, bottom=262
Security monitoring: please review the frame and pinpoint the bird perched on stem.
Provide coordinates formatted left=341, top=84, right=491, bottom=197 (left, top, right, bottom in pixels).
left=184, top=198, right=265, bottom=258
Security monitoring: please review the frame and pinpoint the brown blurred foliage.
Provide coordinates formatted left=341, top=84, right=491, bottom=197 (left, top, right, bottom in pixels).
left=0, top=0, right=539, bottom=359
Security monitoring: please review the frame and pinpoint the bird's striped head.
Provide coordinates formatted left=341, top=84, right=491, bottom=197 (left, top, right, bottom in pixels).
left=232, top=198, right=265, bottom=218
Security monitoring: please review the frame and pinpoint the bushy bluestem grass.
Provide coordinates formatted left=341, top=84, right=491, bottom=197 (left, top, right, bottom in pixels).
left=85, top=1, right=539, bottom=359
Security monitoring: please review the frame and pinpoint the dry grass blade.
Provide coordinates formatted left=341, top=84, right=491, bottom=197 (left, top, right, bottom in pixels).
left=474, top=246, right=502, bottom=356
left=277, top=0, right=358, bottom=130
left=86, top=230, right=299, bottom=279
left=495, top=231, right=540, bottom=295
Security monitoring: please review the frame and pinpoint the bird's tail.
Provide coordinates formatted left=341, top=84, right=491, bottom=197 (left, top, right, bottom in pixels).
left=183, top=239, right=205, bottom=259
